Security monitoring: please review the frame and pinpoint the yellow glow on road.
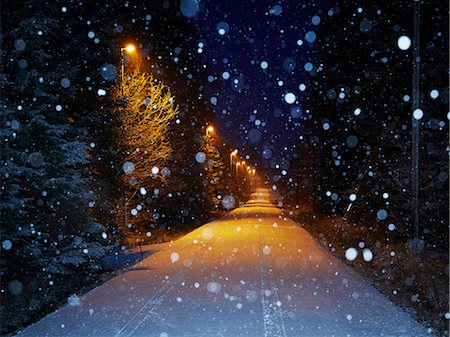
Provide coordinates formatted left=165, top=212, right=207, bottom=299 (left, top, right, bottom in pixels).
left=19, top=186, right=433, bottom=336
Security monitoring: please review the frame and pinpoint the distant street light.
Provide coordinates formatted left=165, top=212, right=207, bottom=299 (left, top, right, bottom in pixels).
left=230, top=149, right=238, bottom=174
left=206, top=126, right=214, bottom=136
left=120, top=44, right=136, bottom=95
left=125, top=45, right=136, bottom=53
left=249, top=168, right=256, bottom=184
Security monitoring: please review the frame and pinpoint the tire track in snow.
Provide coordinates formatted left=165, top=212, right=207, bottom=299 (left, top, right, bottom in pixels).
left=115, top=237, right=219, bottom=337
left=259, top=234, right=287, bottom=337
left=114, top=270, right=186, bottom=337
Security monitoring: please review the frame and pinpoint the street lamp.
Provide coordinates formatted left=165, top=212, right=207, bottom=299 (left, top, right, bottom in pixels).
left=120, top=44, right=136, bottom=95
left=206, top=126, right=214, bottom=136
left=230, top=149, right=238, bottom=174
left=125, top=45, right=136, bottom=53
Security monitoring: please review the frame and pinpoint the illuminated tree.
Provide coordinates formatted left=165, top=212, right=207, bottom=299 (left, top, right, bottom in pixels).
left=113, top=70, right=178, bottom=241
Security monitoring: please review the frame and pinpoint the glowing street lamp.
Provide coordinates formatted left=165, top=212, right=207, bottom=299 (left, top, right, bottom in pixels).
left=120, top=44, right=136, bottom=95
left=206, top=126, right=214, bottom=136
left=230, top=149, right=238, bottom=174
left=124, top=44, right=136, bottom=53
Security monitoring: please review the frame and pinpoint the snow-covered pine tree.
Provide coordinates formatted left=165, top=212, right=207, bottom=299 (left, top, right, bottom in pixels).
left=0, top=7, right=106, bottom=334
left=202, top=133, right=227, bottom=213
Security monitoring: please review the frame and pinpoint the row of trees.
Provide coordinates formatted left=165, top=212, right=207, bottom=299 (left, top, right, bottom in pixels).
left=0, top=1, right=247, bottom=334
left=1, top=5, right=108, bottom=330
left=111, top=68, right=250, bottom=244
left=284, top=1, right=448, bottom=247
left=272, top=2, right=447, bottom=334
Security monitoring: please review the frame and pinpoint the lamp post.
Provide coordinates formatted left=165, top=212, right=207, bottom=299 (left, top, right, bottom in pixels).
left=411, top=0, right=421, bottom=246
left=241, top=161, right=246, bottom=172
left=120, top=45, right=136, bottom=237
left=248, top=167, right=255, bottom=185
left=230, top=149, right=238, bottom=174
left=120, top=44, right=136, bottom=95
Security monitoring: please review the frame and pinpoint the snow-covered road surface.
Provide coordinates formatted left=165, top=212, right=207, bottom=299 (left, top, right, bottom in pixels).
left=16, top=188, right=432, bottom=337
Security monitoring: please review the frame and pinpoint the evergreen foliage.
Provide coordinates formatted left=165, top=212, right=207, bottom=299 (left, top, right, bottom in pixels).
left=0, top=3, right=108, bottom=332
left=202, top=133, right=227, bottom=212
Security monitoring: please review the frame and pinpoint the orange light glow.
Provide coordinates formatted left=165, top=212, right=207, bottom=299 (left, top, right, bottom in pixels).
left=125, top=44, right=136, bottom=53
left=206, top=125, right=215, bottom=136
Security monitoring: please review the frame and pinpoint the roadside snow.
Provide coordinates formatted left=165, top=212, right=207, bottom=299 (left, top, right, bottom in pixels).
left=16, top=189, right=433, bottom=337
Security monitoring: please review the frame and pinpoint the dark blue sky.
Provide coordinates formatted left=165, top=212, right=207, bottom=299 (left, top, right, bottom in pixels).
left=184, top=0, right=325, bottom=167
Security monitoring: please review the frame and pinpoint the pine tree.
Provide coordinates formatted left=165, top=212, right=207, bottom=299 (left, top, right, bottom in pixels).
left=202, top=133, right=227, bottom=212
left=0, top=4, right=107, bottom=333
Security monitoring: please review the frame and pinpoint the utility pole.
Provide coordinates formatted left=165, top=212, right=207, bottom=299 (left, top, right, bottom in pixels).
left=411, top=0, right=421, bottom=243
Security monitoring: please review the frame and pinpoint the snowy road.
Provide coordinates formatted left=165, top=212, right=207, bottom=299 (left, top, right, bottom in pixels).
left=17, top=188, right=432, bottom=337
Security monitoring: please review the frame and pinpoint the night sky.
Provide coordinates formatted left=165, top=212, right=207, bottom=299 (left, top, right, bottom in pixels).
left=180, top=0, right=324, bottom=167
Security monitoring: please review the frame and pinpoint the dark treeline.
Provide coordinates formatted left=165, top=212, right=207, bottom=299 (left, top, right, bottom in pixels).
left=282, top=0, right=448, bottom=248
left=278, top=0, right=448, bottom=333
left=0, top=1, right=249, bottom=334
